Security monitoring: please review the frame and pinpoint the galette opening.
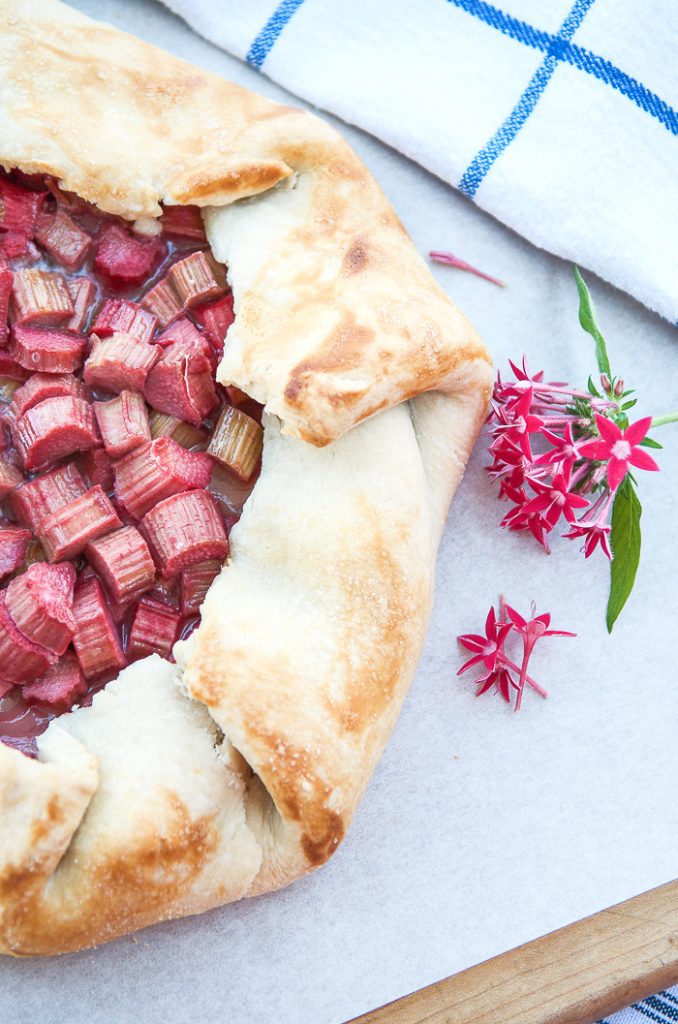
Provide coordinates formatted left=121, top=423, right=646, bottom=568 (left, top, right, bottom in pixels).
left=0, top=167, right=261, bottom=758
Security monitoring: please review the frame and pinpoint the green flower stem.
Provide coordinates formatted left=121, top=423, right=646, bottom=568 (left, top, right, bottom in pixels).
left=651, top=411, right=678, bottom=428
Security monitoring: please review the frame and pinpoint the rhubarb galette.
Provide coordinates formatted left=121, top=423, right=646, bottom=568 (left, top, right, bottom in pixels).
left=0, top=0, right=492, bottom=956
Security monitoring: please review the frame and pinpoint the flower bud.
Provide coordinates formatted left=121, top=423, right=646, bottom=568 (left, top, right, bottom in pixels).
left=614, top=378, right=624, bottom=397
left=600, top=373, right=611, bottom=393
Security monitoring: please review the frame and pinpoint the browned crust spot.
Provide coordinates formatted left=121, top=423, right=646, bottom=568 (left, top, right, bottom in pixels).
left=172, top=162, right=290, bottom=204
left=342, top=238, right=369, bottom=275
left=284, top=312, right=376, bottom=406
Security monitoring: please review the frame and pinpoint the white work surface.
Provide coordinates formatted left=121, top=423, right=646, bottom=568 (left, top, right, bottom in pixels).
left=3, top=3, right=677, bottom=1022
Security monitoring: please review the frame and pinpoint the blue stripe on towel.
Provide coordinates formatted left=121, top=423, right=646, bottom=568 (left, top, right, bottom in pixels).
left=458, top=0, right=596, bottom=197
left=246, top=0, right=306, bottom=68
left=450, top=0, right=678, bottom=193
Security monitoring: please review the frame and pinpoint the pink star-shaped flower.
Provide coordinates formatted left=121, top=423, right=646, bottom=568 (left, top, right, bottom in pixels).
left=519, top=470, right=589, bottom=529
left=579, top=415, right=659, bottom=491
left=457, top=606, right=512, bottom=677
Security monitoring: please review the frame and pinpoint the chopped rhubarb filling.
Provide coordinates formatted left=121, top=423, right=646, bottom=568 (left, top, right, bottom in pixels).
left=140, top=277, right=182, bottom=328
left=181, top=559, right=221, bottom=615
left=34, top=208, right=91, bottom=270
left=21, top=653, right=87, bottom=710
left=0, top=267, right=12, bottom=347
left=79, top=448, right=115, bottom=492
left=0, top=458, right=22, bottom=499
left=94, top=223, right=166, bottom=291
left=0, top=354, right=30, bottom=381
left=13, top=395, right=99, bottom=471
left=91, top=299, right=157, bottom=343
left=168, top=251, right=226, bottom=310
left=127, top=596, right=181, bottom=661
left=207, top=405, right=263, bottom=481
left=9, top=372, right=86, bottom=420
left=149, top=411, right=207, bottom=449
left=5, top=562, right=76, bottom=655
left=144, top=336, right=217, bottom=426
left=37, top=485, right=121, bottom=562
left=9, top=462, right=88, bottom=531
left=71, top=575, right=126, bottom=679
left=65, top=277, right=96, bottom=332
left=85, top=525, right=155, bottom=603
left=143, top=490, right=228, bottom=577
left=154, top=315, right=204, bottom=348
left=114, top=436, right=212, bottom=519
left=94, top=390, right=151, bottom=458
left=84, top=331, right=159, bottom=393
left=0, top=167, right=261, bottom=751
left=10, top=269, right=74, bottom=327
left=0, top=179, right=43, bottom=259
left=193, top=293, right=235, bottom=353
left=159, top=204, right=206, bottom=241
left=9, top=325, right=87, bottom=374
left=0, top=524, right=31, bottom=579
left=0, top=591, right=55, bottom=683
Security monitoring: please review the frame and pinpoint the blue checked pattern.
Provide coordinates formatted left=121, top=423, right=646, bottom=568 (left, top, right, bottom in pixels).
left=599, top=987, right=678, bottom=1024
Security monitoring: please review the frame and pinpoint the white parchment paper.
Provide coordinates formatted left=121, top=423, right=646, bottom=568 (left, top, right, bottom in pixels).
left=2, top=3, right=677, bottom=1022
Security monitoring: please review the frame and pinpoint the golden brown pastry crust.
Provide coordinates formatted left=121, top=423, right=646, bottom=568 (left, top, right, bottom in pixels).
left=0, top=0, right=493, bottom=955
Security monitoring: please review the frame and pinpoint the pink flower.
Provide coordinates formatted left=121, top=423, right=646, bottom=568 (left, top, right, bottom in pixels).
left=579, top=414, right=659, bottom=491
left=517, top=470, right=589, bottom=530
left=563, top=490, right=615, bottom=559
left=535, top=423, right=585, bottom=471
left=457, top=599, right=574, bottom=711
left=491, top=390, right=545, bottom=457
left=457, top=606, right=512, bottom=676
left=502, top=603, right=576, bottom=711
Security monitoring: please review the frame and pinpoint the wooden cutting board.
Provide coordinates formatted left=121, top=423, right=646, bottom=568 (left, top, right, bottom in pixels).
left=349, top=878, right=678, bottom=1024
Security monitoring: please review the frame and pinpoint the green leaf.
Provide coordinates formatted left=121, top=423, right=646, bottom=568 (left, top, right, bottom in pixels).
left=606, top=478, right=642, bottom=633
left=640, top=436, right=663, bottom=450
left=587, top=375, right=601, bottom=398
left=573, top=266, right=612, bottom=380
left=621, top=399, right=637, bottom=410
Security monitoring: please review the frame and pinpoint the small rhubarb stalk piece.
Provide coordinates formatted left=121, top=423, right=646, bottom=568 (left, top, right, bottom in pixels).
left=21, top=653, right=87, bottom=710
left=79, top=448, right=115, bottom=492
left=0, top=524, right=31, bottom=580
left=94, top=222, right=166, bottom=290
left=149, top=411, right=207, bottom=449
left=13, top=395, right=99, bottom=471
left=207, top=405, right=262, bottom=481
left=0, top=354, right=30, bottom=381
left=127, top=596, right=181, bottom=662
left=159, top=205, right=206, bottom=241
left=91, top=299, right=158, bottom=343
left=85, top=524, right=155, bottom=603
left=143, top=336, right=217, bottom=425
left=84, top=332, right=159, bottom=394
left=94, top=390, right=151, bottom=458
left=9, top=462, right=88, bottom=531
left=181, top=559, right=221, bottom=615
left=193, top=293, right=234, bottom=353
left=143, top=489, right=229, bottom=577
left=168, top=251, right=226, bottom=310
left=5, top=562, right=76, bottom=654
left=9, top=372, right=86, bottom=420
left=0, top=179, right=44, bottom=258
left=34, top=208, right=91, bottom=269
left=10, top=269, right=74, bottom=326
left=37, top=485, right=121, bottom=562
left=154, top=315, right=204, bottom=348
left=0, top=267, right=12, bottom=347
left=140, top=277, right=182, bottom=327
left=71, top=575, right=126, bottom=679
left=0, top=457, right=23, bottom=499
left=65, top=277, right=96, bottom=332
left=9, top=325, right=87, bottom=374
left=0, top=591, right=55, bottom=682
left=113, top=436, right=212, bottom=519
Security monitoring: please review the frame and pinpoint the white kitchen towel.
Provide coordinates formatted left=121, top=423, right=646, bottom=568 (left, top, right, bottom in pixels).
left=160, top=0, right=678, bottom=325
